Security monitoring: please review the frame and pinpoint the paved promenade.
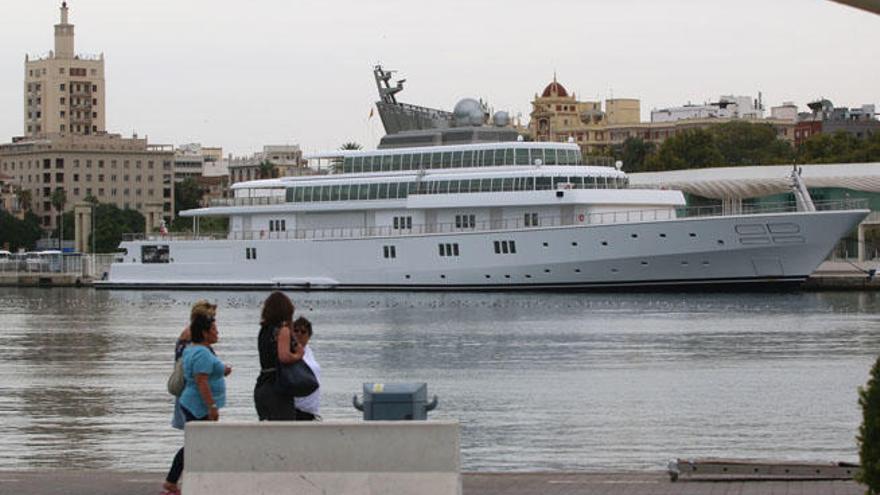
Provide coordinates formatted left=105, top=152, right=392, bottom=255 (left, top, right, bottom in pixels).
left=0, top=471, right=863, bottom=495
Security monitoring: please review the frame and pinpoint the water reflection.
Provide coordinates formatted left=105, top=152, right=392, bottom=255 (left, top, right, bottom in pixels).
left=0, top=288, right=877, bottom=471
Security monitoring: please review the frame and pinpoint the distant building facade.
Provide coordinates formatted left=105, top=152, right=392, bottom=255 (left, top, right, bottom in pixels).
left=797, top=99, right=880, bottom=145
left=650, top=95, right=765, bottom=122
left=227, top=145, right=309, bottom=184
left=528, top=76, right=640, bottom=154
left=174, top=143, right=224, bottom=183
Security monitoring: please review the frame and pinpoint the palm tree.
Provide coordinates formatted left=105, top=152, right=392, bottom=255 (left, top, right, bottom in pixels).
left=258, top=160, right=275, bottom=179
left=16, top=187, right=32, bottom=212
left=332, top=142, right=363, bottom=173
left=51, top=188, right=67, bottom=249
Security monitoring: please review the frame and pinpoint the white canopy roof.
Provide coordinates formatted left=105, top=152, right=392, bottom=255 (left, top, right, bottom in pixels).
left=629, top=162, right=880, bottom=199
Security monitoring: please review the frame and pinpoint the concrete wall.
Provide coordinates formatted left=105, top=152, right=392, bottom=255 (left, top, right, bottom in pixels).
left=183, top=420, right=461, bottom=495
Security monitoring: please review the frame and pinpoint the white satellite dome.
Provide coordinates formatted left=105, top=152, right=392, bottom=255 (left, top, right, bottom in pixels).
left=493, top=111, right=510, bottom=127
left=453, top=98, right=484, bottom=127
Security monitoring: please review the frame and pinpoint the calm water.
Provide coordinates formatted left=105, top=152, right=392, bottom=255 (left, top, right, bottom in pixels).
left=0, top=288, right=878, bottom=472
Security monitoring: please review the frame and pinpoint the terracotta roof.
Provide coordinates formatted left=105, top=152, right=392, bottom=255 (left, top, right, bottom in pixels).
left=542, top=77, right=568, bottom=98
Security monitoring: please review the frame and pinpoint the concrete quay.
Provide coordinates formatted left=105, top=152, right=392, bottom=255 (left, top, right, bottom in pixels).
left=0, top=471, right=863, bottom=495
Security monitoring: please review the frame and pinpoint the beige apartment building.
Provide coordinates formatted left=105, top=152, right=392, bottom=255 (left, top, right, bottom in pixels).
left=228, top=145, right=310, bottom=184
left=0, top=135, right=174, bottom=228
left=0, top=2, right=173, bottom=232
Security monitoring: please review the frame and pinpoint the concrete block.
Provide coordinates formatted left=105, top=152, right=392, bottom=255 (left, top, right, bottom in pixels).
left=183, top=420, right=460, bottom=495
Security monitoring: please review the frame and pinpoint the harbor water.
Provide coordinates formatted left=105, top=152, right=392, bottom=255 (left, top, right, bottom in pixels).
left=0, top=288, right=878, bottom=472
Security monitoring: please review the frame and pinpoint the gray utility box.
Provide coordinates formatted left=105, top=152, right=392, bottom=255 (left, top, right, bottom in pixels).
left=353, top=382, right=438, bottom=420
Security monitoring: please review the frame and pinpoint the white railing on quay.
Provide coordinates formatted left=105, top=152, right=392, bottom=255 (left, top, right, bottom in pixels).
left=0, top=253, right=117, bottom=279
left=121, top=199, right=869, bottom=244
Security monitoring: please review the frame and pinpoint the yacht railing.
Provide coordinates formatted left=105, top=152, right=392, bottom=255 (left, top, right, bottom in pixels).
left=122, top=199, right=867, bottom=243
left=210, top=196, right=287, bottom=207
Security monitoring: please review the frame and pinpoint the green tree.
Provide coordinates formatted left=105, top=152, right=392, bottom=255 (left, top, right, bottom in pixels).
left=50, top=188, right=67, bottom=249
left=340, top=142, right=362, bottom=150
left=798, top=131, right=880, bottom=164
left=89, top=203, right=146, bottom=253
left=857, top=354, right=880, bottom=494
left=612, top=137, right=655, bottom=172
left=0, top=210, right=42, bottom=251
left=174, top=177, right=203, bottom=216
left=645, top=128, right=723, bottom=171
left=712, top=121, right=793, bottom=165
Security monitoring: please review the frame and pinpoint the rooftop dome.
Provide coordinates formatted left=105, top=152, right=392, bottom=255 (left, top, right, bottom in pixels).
left=541, top=75, right=568, bottom=98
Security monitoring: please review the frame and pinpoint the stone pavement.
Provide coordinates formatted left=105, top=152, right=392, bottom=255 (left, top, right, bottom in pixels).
left=0, top=471, right=864, bottom=495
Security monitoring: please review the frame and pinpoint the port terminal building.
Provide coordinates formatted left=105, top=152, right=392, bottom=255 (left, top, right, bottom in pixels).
left=630, top=163, right=880, bottom=261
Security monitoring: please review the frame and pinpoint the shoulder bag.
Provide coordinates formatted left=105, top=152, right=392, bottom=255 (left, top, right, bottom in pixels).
left=167, top=358, right=185, bottom=397
left=274, top=359, right=319, bottom=397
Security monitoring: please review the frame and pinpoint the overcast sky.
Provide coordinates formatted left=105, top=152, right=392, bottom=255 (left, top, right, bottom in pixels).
left=1, top=0, right=878, bottom=155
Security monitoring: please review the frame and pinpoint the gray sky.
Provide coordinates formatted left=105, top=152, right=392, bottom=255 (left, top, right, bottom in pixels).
left=2, top=0, right=878, bottom=155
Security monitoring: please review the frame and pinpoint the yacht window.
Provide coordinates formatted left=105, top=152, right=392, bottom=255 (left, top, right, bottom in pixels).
left=494, top=241, right=501, bottom=254
left=438, top=181, right=450, bottom=194
left=358, top=184, right=369, bottom=200
left=368, top=183, right=379, bottom=199
left=378, top=183, right=389, bottom=199
left=281, top=220, right=286, bottom=231
left=535, top=177, right=551, bottom=190
left=526, top=177, right=535, bottom=190
left=480, top=178, right=491, bottom=193
left=431, top=152, right=442, bottom=168
left=417, top=153, right=428, bottom=169
left=340, top=184, right=351, bottom=201
left=503, top=178, right=514, bottom=191
left=525, top=213, right=539, bottom=227
left=343, top=157, right=353, bottom=173
left=392, top=154, right=402, bottom=170
left=363, top=156, right=373, bottom=171
left=382, top=155, right=393, bottom=171
left=453, top=243, right=460, bottom=256
left=353, top=156, right=363, bottom=173
left=442, top=152, right=453, bottom=167
left=515, top=148, right=529, bottom=165
left=452, top=151, right=462, bottom=167
left=142, top=245, right=170, bottom=263
left=491, top=178, right=503, bottom=191
left=462, top=150, right=474, bottom=167
left=494, top=149, right=505, bottom=166
left=531, top=148, right=544, bottom=165
left=481, top=149, right=493, bottom=167
left=329, top=185, right=339, bottom=201
left=568, top=149, right=580, bottom=165
left=545, top=149, right=557, bottom=165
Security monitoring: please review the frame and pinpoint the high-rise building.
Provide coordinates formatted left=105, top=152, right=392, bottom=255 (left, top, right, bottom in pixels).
left=24, top=2, right=105, bottom=138
left=1, top=3, right=173, bottom=235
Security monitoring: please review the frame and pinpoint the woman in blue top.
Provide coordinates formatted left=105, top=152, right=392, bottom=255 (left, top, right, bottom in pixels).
left=162, top=313, right=231, bottom=495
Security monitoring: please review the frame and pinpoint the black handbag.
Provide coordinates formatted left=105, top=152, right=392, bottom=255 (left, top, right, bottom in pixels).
left=274, top=358, right=319, bottom=397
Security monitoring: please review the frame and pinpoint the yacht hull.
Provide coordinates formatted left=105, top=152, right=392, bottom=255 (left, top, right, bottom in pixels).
left=98, top=209, right=868, bottom=291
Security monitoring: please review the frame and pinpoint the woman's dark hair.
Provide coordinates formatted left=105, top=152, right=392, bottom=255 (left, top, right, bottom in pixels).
left=293, top=316, right=312, bottom=337
left=191, top=313, right=214, bottom=343
left=261, top=291, right=294, bottom=328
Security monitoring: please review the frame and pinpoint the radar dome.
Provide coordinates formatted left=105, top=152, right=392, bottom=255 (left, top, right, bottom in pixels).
left=453, top=98, right=484, bottom=127
left=493, top=111, right=510, bottom=127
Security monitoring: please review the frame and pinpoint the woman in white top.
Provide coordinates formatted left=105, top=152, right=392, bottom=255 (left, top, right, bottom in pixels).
left=292, top=317, right=321, bottom=420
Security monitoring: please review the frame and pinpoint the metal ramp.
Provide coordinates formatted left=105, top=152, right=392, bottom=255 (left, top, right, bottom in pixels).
left=668, top=458, right=859, bottom=482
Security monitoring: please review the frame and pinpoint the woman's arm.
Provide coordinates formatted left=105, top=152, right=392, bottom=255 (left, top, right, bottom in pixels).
left=276, top=323, right=305, bottom=364
left=194, top=373, right=218, bottom=421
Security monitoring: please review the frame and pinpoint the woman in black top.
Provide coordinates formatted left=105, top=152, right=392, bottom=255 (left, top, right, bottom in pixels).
left=254, top=291, right=304, bottom=420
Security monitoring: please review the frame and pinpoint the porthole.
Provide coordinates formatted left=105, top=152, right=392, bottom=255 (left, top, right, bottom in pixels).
left=601, top=241, right=608, bottom=246
left=484, top=274, right=491, bottom=279
left=440, top=274, right=446, bottom=279
left=680, top=261, right=689, bottom=266
left=504, top=274, right=511, bottom=279
left=574, top=269, right=581, bottom=273
left=659, top=233, right=667, bottom=238
left=640, top=261, right=648, bottom=265
left=525, top=274, right=532, bottom=278
left=702, top=261, right=710, bottom=266
left=689, top=233, right=697, bottom=237
left=544, top=269, right=551, bottom=273
left=571, top=242, right=578, bottom=247
left=611, top=268, right=619, bottom=273
left=542, top=242, right=549, bottom=247
left=717, top=240, right=724, bottom=245
left=405, top=274, right=411, bottom=279
left=631, top=233, right=638, bottom=238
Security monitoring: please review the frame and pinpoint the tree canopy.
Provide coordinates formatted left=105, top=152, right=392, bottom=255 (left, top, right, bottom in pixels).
left=0, top=211, right=42, bottom=251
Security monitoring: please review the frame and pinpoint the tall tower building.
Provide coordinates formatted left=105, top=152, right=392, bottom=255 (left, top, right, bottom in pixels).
left=23, top=2, right=106, bottom=138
